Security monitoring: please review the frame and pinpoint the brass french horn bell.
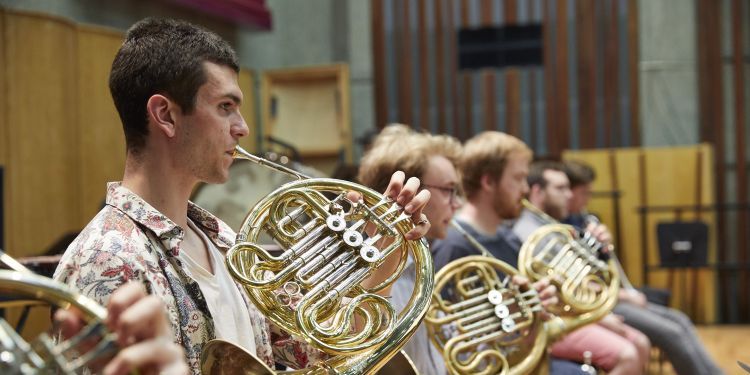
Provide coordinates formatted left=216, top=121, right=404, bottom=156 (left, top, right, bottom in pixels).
left=201, top=146, right=433, bottom=374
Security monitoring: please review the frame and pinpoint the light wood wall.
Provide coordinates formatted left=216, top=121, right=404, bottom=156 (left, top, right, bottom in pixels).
left=564, top=145, right=718, bottom=323
left=2, top=10, right=83, bottom=260
left=260, top=64, right=352, bottom=175
left=75, top=24, right=128, bottom=223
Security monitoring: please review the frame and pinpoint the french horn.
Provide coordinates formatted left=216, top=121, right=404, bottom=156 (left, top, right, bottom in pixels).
left=425, top=221, right=548, bottom=375
left=201, top=146, right=433, bottom=374
left=518, top=199, right=619, bottom=322
left=0, top=249, right=116, bottom=374
left=425, top=204, right=620, bottom=375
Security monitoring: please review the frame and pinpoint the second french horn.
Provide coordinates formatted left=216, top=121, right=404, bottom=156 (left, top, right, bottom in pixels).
left=425, top=208, right=620, bottom=375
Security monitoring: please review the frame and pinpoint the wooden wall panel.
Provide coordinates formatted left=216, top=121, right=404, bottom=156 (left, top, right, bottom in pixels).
left=398, top=0, right=413, bottom=127
left=4, top=11, right=79, bottom=258
left=576, top=0, right=596, bottom=149
left=731, top=0, right=748, bottom=318
left=371, top=0, right=386, bottom=129
left=504, top=0, right=520, bottom=136
left=2, top=9, right=79, bottom=342
left=372, top=0, right=640, bottom=156
left=552, top=0, right=570, bottom=156
left=1, top=11, right=7, bottom=251
left=0, top=10, right=7, bottom=170
left=237, top=69, right=258, bottom=154
left=261, top=64, right=352, bottom=175
left=75, top=25, right=125, bottom=224
left=564, top=145, right=718, bottom=323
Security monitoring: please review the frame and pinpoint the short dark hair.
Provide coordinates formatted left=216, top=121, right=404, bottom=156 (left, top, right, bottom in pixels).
left=563, top=159, right=596, bottom=187
left=109, top=18, right=239, bottom=153
left=527, top=161, right=565, bottom=189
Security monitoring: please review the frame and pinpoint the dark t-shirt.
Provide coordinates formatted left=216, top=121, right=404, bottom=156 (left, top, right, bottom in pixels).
left=432, top=219, right=523, bottom=271
left=431, top=218, right=589, bottom=375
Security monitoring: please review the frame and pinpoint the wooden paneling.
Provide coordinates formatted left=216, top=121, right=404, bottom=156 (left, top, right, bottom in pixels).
left=576, top=0, right=596, bottom=149
left=417, top=0, right=429, bottom=131
left=237, top=69, right=258, bottom=154
left=2, top=9, right=79, bottom=342
left=435, top=0, right=447, bottom=134
left=603, top=0, right=620, bottom=148
left=4, top=11, right=79, bottom=258
left=481, top=0, right=496, bottom=131
left=371, top=0, right=386, bottom=129
left=372, top=0, right=640, bottom=155
left=0, top=10, right=7, bottom=170
left=543, top=0, right=555, bottom=154
left=459, top=0, right=471, bottom=140
left=627, top=0, right=640, bottom=147
left=731, top=0, right=748, bottom=317
left=398, top=0, right=413, bottom=126
left=75, top=25, right=125, bottom=223
left=1, top=10, right=7, bottom=253
left=551, top=0, right=570, bottom=155
left=697, top=0, right=732, bottom=320
left=504, top=0, right=520, bottom=136
left=448, top=0, right=460, bottom=137
left=261, top=64, right=352, bottom=174
left=564, top=145, right=718, bottom=323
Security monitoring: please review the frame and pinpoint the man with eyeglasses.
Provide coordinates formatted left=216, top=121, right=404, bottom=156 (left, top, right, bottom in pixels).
left=357, top=124, right=465, bottom=375
left=359, top=125, right=579, bottom=375
left=432, top=131, right=613, bottom=374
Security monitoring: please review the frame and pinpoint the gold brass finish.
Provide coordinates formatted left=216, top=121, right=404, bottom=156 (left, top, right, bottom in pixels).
left=0, top=249, right=114, bottom=374
left=201, top=146, right=432, bottom=374
left=425, top=255, right=547, bottom=375
left=518, top=224, right=619, bottom=327
left=426, top=210, right=620, bottom=375
left=518, top=199, right=620, bottom=331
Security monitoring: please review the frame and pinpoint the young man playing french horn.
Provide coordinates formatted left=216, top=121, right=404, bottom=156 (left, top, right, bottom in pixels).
left=53, top=18, right=431, bottom=374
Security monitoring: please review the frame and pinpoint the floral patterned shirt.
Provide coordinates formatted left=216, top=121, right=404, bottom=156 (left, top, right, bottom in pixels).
left=53, top=182, right=324, bottom=373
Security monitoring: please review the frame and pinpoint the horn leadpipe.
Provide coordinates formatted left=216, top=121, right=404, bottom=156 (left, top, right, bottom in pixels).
left=233, top=145, right=310, bottom=180
left=580, top=211, right=635, bottom=290
left=449, top=220, right=494, bottom=259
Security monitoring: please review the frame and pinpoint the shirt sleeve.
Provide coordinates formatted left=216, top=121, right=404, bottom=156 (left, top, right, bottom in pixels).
left=268, top=321, right=329, bottom=369
left=53, top=231, right=150, bottom=307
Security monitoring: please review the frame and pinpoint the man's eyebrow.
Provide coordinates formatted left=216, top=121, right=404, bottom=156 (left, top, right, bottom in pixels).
left=223, top=93, right=242, bottom=104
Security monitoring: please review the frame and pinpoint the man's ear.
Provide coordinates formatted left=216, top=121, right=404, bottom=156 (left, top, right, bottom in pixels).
left=529, top=184, right=544, bottom=201
left=480, top=174, right=496, bottom=191
left=146, top=94, right=178, bottom=138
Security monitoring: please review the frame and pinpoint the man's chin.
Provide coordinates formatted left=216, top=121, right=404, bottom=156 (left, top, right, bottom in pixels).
left=428, top=227, right=446, bottom=241
left=204, top=173, right=230, bottom=185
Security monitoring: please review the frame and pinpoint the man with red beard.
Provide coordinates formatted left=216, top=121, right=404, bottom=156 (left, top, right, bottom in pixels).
left=359, top=126, right=566, bottom=374
left=433, top=132, right=647, bottom=374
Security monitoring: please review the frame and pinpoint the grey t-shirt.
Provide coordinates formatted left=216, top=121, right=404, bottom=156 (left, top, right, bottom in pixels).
left=512, top=209, right=547, bottom=243
left=390, top=257, right=447, bottom=375
left=432, top=219, right=523, bottom=271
